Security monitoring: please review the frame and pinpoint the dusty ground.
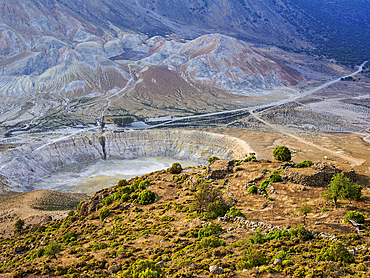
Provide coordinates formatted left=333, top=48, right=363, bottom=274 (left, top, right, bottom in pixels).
left=0, top=190, right=87, bottom=237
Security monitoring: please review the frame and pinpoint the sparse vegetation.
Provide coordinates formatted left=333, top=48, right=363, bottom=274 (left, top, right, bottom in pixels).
left=0, top=158, right=369, bottom=277
left=345, top=210, right=365, bottom=224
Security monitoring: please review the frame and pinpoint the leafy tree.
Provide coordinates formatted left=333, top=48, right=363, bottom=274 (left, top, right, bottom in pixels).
left=297, top=203, right=312, bottom=225
left=273, top=146, right=291, bottom=162
left=45, top=242, right=61, bottom=258
left=192, top=182, right=221, bottom=213
left=113, top=116, right=135, bottom=127
left=322, top=173, right=359, bottom=208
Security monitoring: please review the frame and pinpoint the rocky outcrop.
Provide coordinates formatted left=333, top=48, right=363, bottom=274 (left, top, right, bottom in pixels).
left=282, top=162, right=356, bottom=187
left=0, top=130, right=254, bottom=192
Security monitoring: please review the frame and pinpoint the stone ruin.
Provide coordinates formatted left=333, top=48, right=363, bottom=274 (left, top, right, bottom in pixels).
left=281, top=162, right=356, bottom=187
left=206, top=159, right=234, bottom=180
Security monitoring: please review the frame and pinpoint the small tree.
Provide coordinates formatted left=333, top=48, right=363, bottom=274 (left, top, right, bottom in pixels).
left=273, top=146, right=291, bottom=162
left=297, top=203, right=312, bottom=225
left=321, top=173, right=359, bottom=209
left=13, top=218, right=24, bottom=234
left=167, top=163, right=182, bottom=174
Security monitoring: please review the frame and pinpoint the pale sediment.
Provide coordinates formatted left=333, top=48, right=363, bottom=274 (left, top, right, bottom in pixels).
left=0, top=129, right=254, bottom=192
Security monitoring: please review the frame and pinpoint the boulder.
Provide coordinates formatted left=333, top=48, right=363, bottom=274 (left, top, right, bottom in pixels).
left=209, top=265, right=224, bottom=274
left=108, top=263, right=121, bottom=273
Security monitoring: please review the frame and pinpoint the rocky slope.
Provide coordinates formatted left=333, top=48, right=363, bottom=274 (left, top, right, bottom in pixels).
left=0, top=130, right=253, bottom=192
left=1, top=158, right=369, bottom=277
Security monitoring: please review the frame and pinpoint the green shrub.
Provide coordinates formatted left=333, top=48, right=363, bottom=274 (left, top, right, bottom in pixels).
left=272, top=250, right=290, bottom=261
left=248, top=185, right=258, bottom=194
left=117, top=179, right=128, bottom=187
left=130, top=193, right=139, bottom=200
left=264, top=229, right=290, bottom=241
left=102, top=196, right=114, bottom=206
left=45, top=242, right=61, bottom=258
left=36, top=248, right=45, bottom=258
left=138, top=190, right=156, bottom=205
left=197, top=236, right=225, bottom=249
left=247, top=231, right=265, bottom=244
left=289, top=225, right=314, bottom=241
left=99, top=208, right=110, bottom=221
left=273, top=146, right=291, bottom=162
left=295, top=160, right=314, bottom=168
left=167, top=163, right=183, bottom=174
left=204, top=200, right=228, bottom=219
left=260, top=180, right=270, bottom=190
left=226, top=207, right=246, bottom=218
left=269, top=173, right=282, bottom=182
left=345, top=210, right=365, bottom=224
left=208, top=156, right=219, bottom=163
left=120, top=259, right=163, bottom=278
left=63, top=231, right=77, bottom=243
left=198, top=223, right=224, bottom=239
left=138, top=179, right=151, bottom=190
left=321, top=208, right=329, bottom=212
left=236, top=248, right=267, bottom=270
left=121, top=193, right=130, bottom=202
left=316, top=242, right=355, bottom=263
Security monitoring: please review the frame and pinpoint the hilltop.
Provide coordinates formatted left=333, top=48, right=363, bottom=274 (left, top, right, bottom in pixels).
left=1, top=156, right=370, bottom=277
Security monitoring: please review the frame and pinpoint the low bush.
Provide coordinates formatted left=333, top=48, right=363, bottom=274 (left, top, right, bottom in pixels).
left=121, top=259, right=163, bottom=278
left=198, top=223, right=224, bottom=239
left=102, top=196, right=114, bottom=206
left=289, top=225, right=314, bottom=241
left=345, top=210, right=365, bottom=224
left=269, top=173, right=282, bottom=182
left=197, top=236, right=225, bottom=249
left=236, top=248, right=267, bottom=270
left=121, top=193, right=130, bottom=202
left=247, top=231, right=265, bottom=244
left=208, top=156, right=219, bottom=163
left=295, top=160, right=314, bottom=168
left=168, top=163, right=183, bottom=174
left=226, top=207, right=246, bottom=218
left=138, top=190, right=156, bottom=205
left=204, top=200, right=228, bottom=219
left=248, top=185, right=258, bottom=194
left=117, top=179, right=128, bottom=187
left=260, top=180, right=270, bottom=190
left=316, top=242, right=355, bottom=263
left=99, top=208, right=110, bottom=221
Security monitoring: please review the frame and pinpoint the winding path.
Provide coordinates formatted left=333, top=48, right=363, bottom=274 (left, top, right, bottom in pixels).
left=141, top=61, right=368, bottom=129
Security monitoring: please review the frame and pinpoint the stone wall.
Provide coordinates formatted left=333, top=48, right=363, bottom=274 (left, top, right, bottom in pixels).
left=0, top=129, right=254, bottom=192
left=282, top=162, right=356, bottom=187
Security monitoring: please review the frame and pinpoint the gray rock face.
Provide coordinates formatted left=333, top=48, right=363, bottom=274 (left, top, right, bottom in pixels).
left=0, top=130, right=254, bottom=192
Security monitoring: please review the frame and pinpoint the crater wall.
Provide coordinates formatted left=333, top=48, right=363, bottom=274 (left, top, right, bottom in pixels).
left=0, top=129, right=253, bottom=192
